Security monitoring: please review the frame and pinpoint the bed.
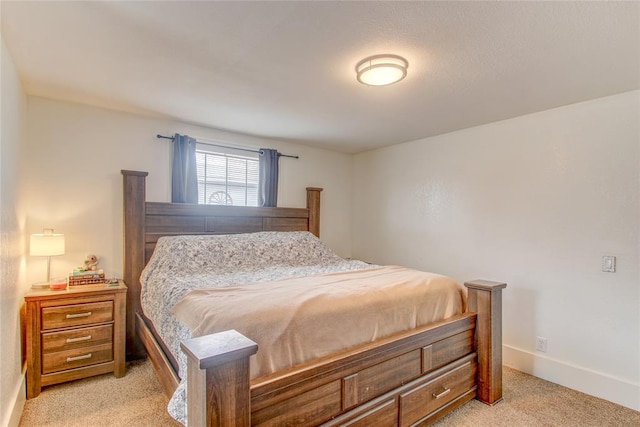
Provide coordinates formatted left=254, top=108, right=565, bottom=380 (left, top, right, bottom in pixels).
left=121, top=170, right=506, bottom=426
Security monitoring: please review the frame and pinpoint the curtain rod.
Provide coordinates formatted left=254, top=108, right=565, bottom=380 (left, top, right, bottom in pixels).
left=156, top=134, right=299, bottom=159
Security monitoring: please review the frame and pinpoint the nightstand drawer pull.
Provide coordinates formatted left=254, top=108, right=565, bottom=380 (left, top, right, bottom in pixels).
left=66, top=353, right=92, bottom=362
left=66, top=335, right=92, bottom=344
left=432, top=387, right=451, bottom=399
left=66, top=311, right=92, bottom=319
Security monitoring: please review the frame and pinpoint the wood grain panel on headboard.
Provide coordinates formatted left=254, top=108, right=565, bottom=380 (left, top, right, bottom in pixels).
left=142, top=202, right=315, bottom=263
left=121, top=170, right=322, bottom=359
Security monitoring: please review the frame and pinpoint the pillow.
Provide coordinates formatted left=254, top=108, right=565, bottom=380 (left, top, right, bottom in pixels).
left=145, top=231, right=342, bottom=276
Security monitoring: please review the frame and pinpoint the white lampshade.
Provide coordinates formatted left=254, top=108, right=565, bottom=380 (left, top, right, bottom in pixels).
left=30, top=229, right=65, bottom=256
left=356, top=54, right=409, bottom=86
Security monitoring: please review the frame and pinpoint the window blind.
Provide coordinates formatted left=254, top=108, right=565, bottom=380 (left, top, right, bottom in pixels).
left=196, top=150, right=259, bottom=206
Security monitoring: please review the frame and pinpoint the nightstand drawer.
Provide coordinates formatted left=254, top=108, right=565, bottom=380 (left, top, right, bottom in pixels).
left=42, top=301, right=113, bottom=330
left=42, top=324, right=113, bottom=353
left=42, top=343, right=113, bottom=374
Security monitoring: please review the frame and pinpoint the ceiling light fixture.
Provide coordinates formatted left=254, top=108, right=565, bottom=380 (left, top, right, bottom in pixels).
left=356, top=54, right=409, bottom=86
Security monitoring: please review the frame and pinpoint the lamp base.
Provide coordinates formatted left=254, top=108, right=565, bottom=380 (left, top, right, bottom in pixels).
left=30, top=282, right=50, bottom=290
left=31, top=278, right=68, bottom=291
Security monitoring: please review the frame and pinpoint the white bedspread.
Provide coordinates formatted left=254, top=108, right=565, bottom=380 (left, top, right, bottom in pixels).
left=172, top=265, right=465, bottom=380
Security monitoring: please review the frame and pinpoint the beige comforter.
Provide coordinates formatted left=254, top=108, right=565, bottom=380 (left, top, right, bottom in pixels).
left=171, top=265, right=465, bottom=379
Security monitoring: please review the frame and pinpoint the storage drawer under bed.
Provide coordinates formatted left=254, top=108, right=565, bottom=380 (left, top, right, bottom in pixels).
left=321, top=356, right=477, bottom=427
left=398, top=359, right=476, bottom=426
left=253, top=329, right=475, bottom=426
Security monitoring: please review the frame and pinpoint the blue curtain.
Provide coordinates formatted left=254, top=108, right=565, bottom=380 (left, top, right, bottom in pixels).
left=171, top=134, right=198, bottom=203
left=258, top=148, right=279, bottom=207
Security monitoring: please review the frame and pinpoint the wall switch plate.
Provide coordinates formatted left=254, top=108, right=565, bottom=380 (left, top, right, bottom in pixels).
left=536, top=336, right=547, bottom=353
left=602, top=256, right=616, bottom=273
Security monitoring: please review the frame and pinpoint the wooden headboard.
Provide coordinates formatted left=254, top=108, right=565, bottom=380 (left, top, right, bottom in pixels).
left=121, top=170, right=322, bottom=359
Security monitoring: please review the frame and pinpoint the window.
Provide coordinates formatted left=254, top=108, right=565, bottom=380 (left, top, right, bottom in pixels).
left=196, top=147, right=259, bottom=206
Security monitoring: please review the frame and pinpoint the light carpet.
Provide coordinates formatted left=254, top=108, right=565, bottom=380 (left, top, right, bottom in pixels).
left=20, top=360, right=180, bottom=427
left=20, top=360, right=640, bottom=426
left=433, top=367, right=640, bottom=427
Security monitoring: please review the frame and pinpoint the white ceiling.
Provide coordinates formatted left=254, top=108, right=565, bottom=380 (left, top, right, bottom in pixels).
left=2, top=1, right=639, bottom=153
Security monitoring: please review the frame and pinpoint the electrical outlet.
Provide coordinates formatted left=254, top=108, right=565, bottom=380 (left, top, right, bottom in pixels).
left=536, top=336, right=547, bottom=353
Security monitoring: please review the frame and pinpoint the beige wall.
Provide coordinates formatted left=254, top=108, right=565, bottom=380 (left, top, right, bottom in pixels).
left=1, top=37, right=29, bottom=427
left=353, top=91, right=640, bottom=410
left=24, top=97, right=354, bottom=286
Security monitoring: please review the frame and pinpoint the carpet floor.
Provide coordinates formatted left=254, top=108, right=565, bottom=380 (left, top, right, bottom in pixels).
left=19, top=360, right=640, bottom=426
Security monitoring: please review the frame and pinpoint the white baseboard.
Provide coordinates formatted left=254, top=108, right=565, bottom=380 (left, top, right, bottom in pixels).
left=2, top=373, right=26, bottom=427
left=503, top=344, right=640, bottom=411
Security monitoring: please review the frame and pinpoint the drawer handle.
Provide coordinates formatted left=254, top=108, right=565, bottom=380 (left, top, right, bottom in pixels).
left=66, top=312, right=92, bottom=319
left=432, top=387, right=451, bottom=399
left=66, top=335, right=92, bottom=343
left=67, top=353, right=92, bottom=362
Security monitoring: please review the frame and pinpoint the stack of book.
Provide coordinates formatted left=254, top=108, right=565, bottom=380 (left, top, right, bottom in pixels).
left=68, top=269, right=106, bottom=286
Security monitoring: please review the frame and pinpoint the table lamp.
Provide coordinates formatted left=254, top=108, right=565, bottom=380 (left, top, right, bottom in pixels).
left=30, top=228, right=65, bottom=288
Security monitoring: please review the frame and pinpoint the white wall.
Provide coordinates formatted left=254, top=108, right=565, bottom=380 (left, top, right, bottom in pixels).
left=10, top=68, right=639, bottom=418
left=24, top=97, right=354, bottom=285
left=353, top=91, right=640, bottom=410
left=0, top=37, right=29, bottom=427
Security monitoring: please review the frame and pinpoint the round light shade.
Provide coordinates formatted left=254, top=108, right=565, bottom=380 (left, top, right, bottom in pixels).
left=30, top=229, right=65, bottom=256
left=356, top=54, right=409, bottom=86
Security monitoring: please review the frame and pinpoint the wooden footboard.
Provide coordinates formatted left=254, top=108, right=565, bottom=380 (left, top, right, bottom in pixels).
left=182, top=281, right=506, bottom=426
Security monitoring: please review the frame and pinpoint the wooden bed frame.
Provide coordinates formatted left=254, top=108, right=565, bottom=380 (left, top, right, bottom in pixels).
left=122, top=170, right=506, bottom=426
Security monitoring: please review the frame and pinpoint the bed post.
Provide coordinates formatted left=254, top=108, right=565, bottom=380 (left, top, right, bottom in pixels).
left=465, top=280, right=507, bottom=405
left=121, top=170, right=149, bottom=360
left=181, top=330, right=258, bottom=427
left=306, top=187, right=322, bottom=237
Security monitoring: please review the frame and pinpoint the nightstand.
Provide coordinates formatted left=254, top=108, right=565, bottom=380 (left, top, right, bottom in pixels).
left=24, top=282, right=127, bottom=398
